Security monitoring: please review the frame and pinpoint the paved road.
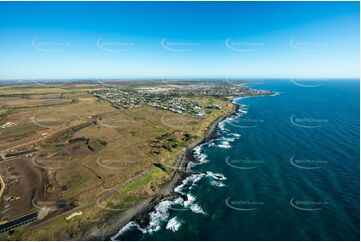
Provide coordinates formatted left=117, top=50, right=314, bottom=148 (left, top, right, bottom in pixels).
left=0, top=212, right=38, bottom=233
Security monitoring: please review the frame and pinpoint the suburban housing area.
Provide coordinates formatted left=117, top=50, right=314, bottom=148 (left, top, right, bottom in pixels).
left=0, top=80, right=273, bottom=240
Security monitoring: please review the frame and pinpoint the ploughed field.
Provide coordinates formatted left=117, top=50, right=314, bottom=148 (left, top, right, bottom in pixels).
left=0, top=82, right=234, bottom=240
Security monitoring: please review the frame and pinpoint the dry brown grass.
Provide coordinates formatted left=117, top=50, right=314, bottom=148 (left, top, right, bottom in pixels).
left=0, top=84, right=234, bottom=240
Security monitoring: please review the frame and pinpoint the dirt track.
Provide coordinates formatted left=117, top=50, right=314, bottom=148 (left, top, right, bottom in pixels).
left=0, top=156, right=44, bottom=223
left=81, top=103, right=239, bottom=240
left=0, top=176, right=5, bottom=201
left=0, top=119, right=95, bottom=224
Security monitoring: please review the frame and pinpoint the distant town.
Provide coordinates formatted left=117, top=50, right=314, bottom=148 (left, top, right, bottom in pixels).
left=91, top=83, right=274, bottom=116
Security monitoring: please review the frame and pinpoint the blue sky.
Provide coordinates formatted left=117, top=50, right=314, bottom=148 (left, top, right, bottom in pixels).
left=0, top=1, right=359, bottom=80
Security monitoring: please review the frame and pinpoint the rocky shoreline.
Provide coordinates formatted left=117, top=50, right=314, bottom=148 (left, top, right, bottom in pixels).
left=131, top=102, right=241, bottom=228
left=84, top=102, right=240, bottom=240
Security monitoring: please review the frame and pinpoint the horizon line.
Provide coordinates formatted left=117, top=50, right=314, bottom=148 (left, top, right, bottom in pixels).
left=0, top=77, right=359, bottom=82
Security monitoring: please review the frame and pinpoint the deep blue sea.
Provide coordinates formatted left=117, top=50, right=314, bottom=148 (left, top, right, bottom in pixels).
left=114, top=79, right=360, bottom=241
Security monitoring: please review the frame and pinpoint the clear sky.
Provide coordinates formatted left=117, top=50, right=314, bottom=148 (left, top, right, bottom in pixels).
left=0, top=1, right=359, bottom=80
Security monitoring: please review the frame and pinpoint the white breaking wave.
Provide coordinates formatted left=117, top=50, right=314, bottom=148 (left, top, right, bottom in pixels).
left=174, top=173, right=205, bottom=195
left=114, top=174, right=208, bottom=236
left=230, top=133, right=241, bottom=138
left=205, top=171, right=227, bottom=181
left=111, top=191, right=207, bottom=238
left=212, top=129, right=241, bottom=149
left=146, top=200, right=173, bottom=233
left=206, top=140, right=218, bottom=148
left=193, top=144, right=209, bottom=163
left=219, top=118, right=238, bottom=133
left=183, top=194, right=206, bottom=215
left=187, top=161, right=197, bottom=170
left=210, top=180, right=226, bottom=187
left=113, top=198, right=185, bottom=237
left=145, top=198, right=186, bottom=233
left=112, top=118, right=234, bottom=239
left=189, top=203, right=206, bottom=215
left=189, top=143, right=210, bottom=169
left=239, top=106, right=248, bottom=114
left=166, top=217, right=182, bottom=232
left=218, top=120, right=230, bottom=132
left=217, top=140, right=231, bottom=149
left=174, top=171, right=226, bottom=195
left=223, top=137, right=236, bottom=142
left=111, top=221, right=144, bottom=240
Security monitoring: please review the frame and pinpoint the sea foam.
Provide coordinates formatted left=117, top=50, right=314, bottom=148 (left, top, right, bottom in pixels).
left=193, top=144, right=209, bottom=163
left=166, top=217, right=182, bottom=232
left=110, top=221, right=144, bottom=240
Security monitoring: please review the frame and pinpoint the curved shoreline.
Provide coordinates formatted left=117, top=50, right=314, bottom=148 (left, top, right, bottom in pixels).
left=93, top=102, right=241, bottom=240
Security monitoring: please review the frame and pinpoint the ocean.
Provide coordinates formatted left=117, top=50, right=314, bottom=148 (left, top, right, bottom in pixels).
left=113, top=79, right=360, bottom=241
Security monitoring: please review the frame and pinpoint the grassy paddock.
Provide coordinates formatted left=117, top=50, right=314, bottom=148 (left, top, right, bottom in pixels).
left=2, top=85, right=234, bottom=240
left=0, top=85, right=105, bottom=95
left=12, top=167, right=167, bottom=240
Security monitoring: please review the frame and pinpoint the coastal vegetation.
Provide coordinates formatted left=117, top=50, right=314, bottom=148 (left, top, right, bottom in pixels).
left=0, top=81, right=251, bottom=240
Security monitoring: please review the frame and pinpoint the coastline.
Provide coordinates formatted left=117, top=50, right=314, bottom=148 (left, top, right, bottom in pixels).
left=84, top=100, right=240, bottom=240
left=129, top=101, right=240, bottom=228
